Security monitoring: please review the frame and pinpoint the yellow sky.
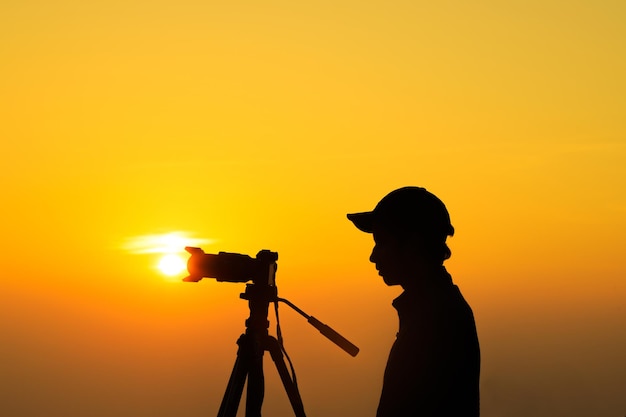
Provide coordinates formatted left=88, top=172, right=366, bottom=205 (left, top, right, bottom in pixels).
left=1, top=1, right=625, bottom=416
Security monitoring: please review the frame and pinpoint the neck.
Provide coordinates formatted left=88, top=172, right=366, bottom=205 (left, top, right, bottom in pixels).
left=400, top=264, right=449, bottom=291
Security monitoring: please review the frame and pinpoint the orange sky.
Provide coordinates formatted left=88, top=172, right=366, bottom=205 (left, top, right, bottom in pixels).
left=1, top=1, right=625, bottom=416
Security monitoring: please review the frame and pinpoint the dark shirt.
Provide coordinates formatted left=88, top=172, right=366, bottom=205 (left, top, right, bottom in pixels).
left=376, top=268, right=480, bottom=417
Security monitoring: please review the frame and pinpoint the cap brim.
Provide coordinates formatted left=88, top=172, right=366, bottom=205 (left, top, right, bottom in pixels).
left=347, top=212, right=375, bottom=233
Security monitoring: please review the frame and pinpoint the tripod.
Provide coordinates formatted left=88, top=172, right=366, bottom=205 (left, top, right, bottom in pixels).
left=217, top=283, right=306, bottom=417
left=182, top=247, right=358, bottom=416
left=216, top=282, right=360, bottom=417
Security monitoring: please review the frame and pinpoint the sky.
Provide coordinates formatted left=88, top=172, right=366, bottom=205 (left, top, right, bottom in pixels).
left=1, top=0, right=625, bottom=416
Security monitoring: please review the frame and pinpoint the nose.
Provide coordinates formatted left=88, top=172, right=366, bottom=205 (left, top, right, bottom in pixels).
left=369, top=245, right=377, bottom=264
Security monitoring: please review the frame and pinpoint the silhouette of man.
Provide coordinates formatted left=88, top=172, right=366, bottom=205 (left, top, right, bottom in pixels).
left=347, top=186, right=480, bottom=417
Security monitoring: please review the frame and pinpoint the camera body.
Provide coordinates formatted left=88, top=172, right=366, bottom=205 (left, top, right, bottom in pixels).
left=184, top=247, right=278, bottom=285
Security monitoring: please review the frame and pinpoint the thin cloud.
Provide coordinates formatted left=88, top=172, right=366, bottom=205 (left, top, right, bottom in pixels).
left=122, top=232, right=213, bottom=254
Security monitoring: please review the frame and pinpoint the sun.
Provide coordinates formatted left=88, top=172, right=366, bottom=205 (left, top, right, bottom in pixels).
left=157, top=253, right=187, bottom=277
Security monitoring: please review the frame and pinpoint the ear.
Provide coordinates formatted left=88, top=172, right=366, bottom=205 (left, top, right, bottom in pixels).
left=397, top=232, right=426, bottom=256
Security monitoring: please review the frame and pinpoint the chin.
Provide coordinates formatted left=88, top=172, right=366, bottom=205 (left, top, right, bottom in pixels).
left=382, top=276, right=401, bottom=286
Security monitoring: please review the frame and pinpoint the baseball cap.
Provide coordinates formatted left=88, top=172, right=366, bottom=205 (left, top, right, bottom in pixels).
left=347, top=186, right=454, bottom=239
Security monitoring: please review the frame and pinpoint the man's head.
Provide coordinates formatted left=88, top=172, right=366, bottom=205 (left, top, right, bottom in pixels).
left=347, top=187, right=454, bottom=286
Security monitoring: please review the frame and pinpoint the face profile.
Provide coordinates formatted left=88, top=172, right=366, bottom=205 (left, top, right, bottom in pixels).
left=370, top=225, right=418, bottom=287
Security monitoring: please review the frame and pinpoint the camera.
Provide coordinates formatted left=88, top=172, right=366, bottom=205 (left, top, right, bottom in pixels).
left=183, top=247, right=278, bottom=285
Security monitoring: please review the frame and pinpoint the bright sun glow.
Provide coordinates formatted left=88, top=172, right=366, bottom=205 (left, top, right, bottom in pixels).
left=158, top=253, right=187, bottom=276
left=123, top=231, right=212, bottom=279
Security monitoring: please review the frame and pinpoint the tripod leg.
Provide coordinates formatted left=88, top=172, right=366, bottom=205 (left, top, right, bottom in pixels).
left=217, top=337, right=249, bottom=417
left=266, top=336, right=307, bottom=417
left=245, top=338, right=265, bottom=417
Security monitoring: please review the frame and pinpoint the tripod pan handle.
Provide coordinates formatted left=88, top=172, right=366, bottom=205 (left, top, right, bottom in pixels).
left=307, top=316, right=360, bottom=357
